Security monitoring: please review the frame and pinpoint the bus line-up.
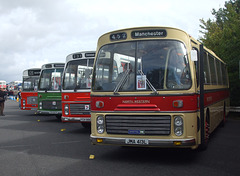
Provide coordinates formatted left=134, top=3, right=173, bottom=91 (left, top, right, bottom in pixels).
left=21, top=68, right=41, bottom=110
left=61, top=51, right=95, bottom=128
left=37, top=63, right=65, bottom=119
left=0, top=80, right=6, bottom=90
left=90, top=26, right=230, bottom=150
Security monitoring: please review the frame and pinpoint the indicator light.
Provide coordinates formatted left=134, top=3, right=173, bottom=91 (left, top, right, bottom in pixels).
left=173, top=100, right=183, bottom=108
left=97, top=139, right=103, bottom=143
left=174, top=141, right=182, bottom=146
left=96, top=101, right=104, bottom=108
left=64, top=95, right=69, bottom=100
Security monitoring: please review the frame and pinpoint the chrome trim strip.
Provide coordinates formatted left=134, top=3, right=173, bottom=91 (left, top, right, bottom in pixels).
left=201, top=88, right=229, bottom=93
left=61, top=90, right=91, bottom=93
left=37, top=110, right=62, bottom=115
left=91, top=92, right=197, bottom=97
left=91, top=110, right=198, bottom=113
left=38, top=91, right=61, bottom=93
left=61, top=116, right=91, bottom=122
left=62, top=101, right=90, bottom=104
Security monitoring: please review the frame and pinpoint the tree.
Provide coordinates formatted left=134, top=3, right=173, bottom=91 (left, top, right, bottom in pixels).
left=199, top=0, right=240, bottom=106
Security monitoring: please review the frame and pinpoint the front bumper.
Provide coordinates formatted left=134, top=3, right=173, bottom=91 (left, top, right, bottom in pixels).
left=37, top=110, right=62, bottom=115
left=61, top=116, right=91, bottom=122
left=90, top=135, right=196, bottom=148
left=22, top=106, right=37, bottom=110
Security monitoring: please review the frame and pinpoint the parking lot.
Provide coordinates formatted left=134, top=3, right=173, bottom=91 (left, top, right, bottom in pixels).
left=0, top=100, right=240, bottom=176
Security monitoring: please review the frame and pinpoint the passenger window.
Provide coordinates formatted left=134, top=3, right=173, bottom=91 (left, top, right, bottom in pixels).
left=221, top=63, right=227, bottom=85
left=216, top=60, right=223, bottom=85
left=203, top=52, right=211, bottom=84
left=208, top=55, right=217, bottom=84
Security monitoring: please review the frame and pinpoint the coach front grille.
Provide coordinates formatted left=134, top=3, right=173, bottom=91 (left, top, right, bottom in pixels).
left=27, top=96, right=38, bottom=104
left=69, top=104, right=90, bottom=115
left=106, top=115, right=171, bottom=135
left=42, top=100, right=61, bottom=110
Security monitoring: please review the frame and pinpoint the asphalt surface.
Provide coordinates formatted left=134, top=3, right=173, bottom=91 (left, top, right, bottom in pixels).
left=0, top=100, right=240, bottom=176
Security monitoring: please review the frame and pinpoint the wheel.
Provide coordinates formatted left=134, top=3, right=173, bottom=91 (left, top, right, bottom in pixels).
left=81, top=122, right=91, bottom=129
left=220, top=105, right=226, bottom=127
left=55, top=115, right=62, bottom=121
left=205, top=120, right=210, bottom=144
left=199, top=112, right=210, bottom=151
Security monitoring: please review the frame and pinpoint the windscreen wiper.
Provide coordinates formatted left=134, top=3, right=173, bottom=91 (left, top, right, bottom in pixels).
left=45, top=88, right=49, bottom=93
left=113, top=69, right=130, bottom=94
left=74, top=84, right=79, bottom=92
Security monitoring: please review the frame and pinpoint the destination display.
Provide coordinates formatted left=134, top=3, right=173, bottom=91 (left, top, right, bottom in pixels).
left=85, top=53, right=95, bottom=57
left=131, top=29, right=167, bottom=38
left=54, top=64, right=65, bottom=67
left=28, top=70, right=41, bottom=76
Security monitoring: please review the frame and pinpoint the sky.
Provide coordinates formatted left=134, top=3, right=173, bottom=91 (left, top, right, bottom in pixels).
left=0, top=0, right=226, bottom=83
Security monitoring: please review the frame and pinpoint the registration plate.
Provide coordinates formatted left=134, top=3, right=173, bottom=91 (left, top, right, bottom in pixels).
left=125, top=138, right=149, bottom=145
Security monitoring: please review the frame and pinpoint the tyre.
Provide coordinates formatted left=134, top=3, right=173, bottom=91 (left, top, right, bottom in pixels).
left=199, top=112, right=210, bottom=151
left=55, top=115, right=62, bottom=121
left=81, top=122, right=91, bottom=129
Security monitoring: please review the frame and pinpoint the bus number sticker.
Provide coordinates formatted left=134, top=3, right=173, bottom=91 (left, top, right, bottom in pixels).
left=110, top=32, right=127, bottom=41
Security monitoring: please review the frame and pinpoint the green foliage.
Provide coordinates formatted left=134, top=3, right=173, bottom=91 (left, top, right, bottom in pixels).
left=199, top=0, right=240, bottom=106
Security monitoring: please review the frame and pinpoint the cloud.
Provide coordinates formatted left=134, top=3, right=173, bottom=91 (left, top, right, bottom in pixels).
left=0, top=0, right=225, bottom=82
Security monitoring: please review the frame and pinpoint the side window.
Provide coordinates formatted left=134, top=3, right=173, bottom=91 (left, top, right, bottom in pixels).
left=216, top=60, right=223, bottom=85
left=221, top=63, right=227, bottom=86
left=208, top=55, right=217, bottom=85
left=191, top=48, right=199, bottom=86
left=203, top=52, right=211, bottom=84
